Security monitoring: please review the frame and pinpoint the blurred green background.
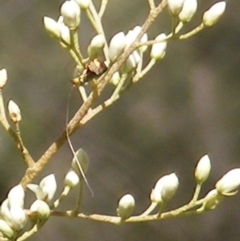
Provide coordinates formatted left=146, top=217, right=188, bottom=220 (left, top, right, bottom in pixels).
left=0, top=0, right=240, bottom=240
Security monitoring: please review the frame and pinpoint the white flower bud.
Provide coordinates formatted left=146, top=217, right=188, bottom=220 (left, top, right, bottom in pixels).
left=43, top=17, right=61, bottom=39
left=60, top=24, right=71, bottom=46
left=0, top=219, right=14, bottom=238
left=0, top=68, right=7, bottom=88
left=132, top=26, right=141, bottom=35
left=109, top=71, right=121, bottom=86
left=121, top=53, right=139, bottom=73
left=167, top=0, right=185, bottom=15
left=7, top=206, right=27, bottom=231
left=203, top=189, right=224, bottom=210
left=39, top=174, right=57, bottom=201
left=7, top=185, right=25, bottom=208
left=150, top=33, right=167, bottom=61
left=216, top=168, right=240, bottom=196
left=61, top=0, right=81, bottom=29
left=179, top=0, right=197, bottom=22
left=150, top=187, right=162, bottom=204
left=1, top=200, right=27, bottom=231
left=195, top=154, right=211, bottom=184
left=74, top=0, right=90, bottom=9
left=125, top=26, right=146, bottom=50
left=132, top=26, right=148, bottom=52
left=64, top=170, right=80, bottom=188
left=87, top=34, right=105, bottom=59
left=139, top=32, right=148, bottom=53
left=117, top=194, right=135, bottom=220
left=132, top=50, right=141, bottom=64
left=203, top=1, right=226, bottom=27
left=1, top=200, right=11, bottom=222
left=55, top=17, right=71, bottom=46
left=153, top=173, right=179, bottom=203
left=30, top=200, right=50, bottom=220
left=8, top=100, right=21, bottom=123
left=108, top=32, right=126, bottom=62
left=71, top=148, right=89, bottom=177
left=124, top=30, right=133, bottom=47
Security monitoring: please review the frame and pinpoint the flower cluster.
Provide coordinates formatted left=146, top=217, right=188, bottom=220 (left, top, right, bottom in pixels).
left=0, top=185, right=27, bottom=238
left=0, top=0, right=231, bottom=239
left=0, top=151, right=239, bottom=238
left=0, top=174, right=56, bottom=239
left=116, top=155, right=240, bottom=220
left=43, top=0, right=226, bottom=97
left=0, top=148, right=88, bottom=240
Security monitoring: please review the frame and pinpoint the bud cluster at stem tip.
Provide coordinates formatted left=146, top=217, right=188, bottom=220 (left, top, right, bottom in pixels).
left=0, top=185, right=27, bottom=235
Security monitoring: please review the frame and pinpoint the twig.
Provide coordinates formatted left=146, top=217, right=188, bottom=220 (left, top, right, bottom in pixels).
left=50, top=195, right=207, bottom=224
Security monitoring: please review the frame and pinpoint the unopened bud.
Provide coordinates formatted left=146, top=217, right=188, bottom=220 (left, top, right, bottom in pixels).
left=125, top=26, right=146, bottom=51
left=61, top=0, right=81, bottom=29
left=108, top=32, right=126, bottom=62
left=43, top=17, right=61, bottom=39
left=150, top=33, right=167, bottom=61
left=1, top=200, right=10, bottom=220
left=8, top=100, right=21, bottom=123
left=202, top=189, right=224, bottom=210
left=109, top=72, right=121, bottom=86
left=0, top=219, right=14, bottom=238
left=117, top=194, right=135, bottom=220
left=87, top=34, right=105, bottom=59
left=132, top=26, right=148, bottom=52
left=30, top=200, right=50, bottom=220
left=64, top=170, right=80, bottom=188
left=167, top=0, right=185, bottom=15
left=195, top=155, right=211, bottom=184
left=203, top=1, right=226, bottom=27
left=7, top=206, right=27, bottom=231
left=121, top=52, right=140, bottom=73
left=8, top=185, right=25, bottom=208
left=216, top=168, right=240, bottom=196
left=0, top=68, right=7, bottom=88
left=150, top=187, right=162, bottom=204
left=153, top=173, right=179, bottom=203
left=60, top=24, right=71, bottom=46
left=179, top=0, right=197, bottom=22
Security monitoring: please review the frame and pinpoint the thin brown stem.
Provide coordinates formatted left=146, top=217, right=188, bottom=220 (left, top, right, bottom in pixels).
left=50, top=195, right=206, bottom=224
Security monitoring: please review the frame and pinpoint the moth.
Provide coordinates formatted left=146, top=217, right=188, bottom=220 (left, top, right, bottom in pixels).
left=72, top=58, right=108, bottom=86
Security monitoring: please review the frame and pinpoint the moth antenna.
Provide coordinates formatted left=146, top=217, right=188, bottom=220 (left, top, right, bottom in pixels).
left=66, top=87, right=94, bottom=197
